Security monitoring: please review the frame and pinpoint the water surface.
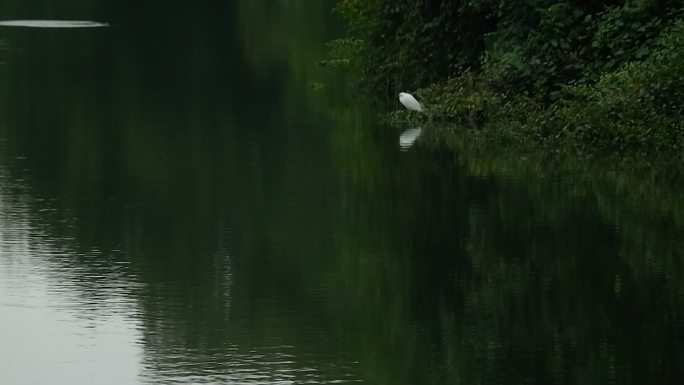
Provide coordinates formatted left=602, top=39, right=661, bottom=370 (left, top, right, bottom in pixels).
left=0, top=20, right=108, bottom=28
left=1, top=1, right=683, bottom=385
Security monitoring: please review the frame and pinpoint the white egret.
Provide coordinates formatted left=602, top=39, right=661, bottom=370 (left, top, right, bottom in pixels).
left=398, top=92, right=423, bottom=112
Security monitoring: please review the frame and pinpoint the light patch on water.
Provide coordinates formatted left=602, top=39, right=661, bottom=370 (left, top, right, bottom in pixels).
left=0, top=173, right=143, bottom=385
left=0, top=20, right=109, bottom=28
left=399, top=127, right=422, bottom=150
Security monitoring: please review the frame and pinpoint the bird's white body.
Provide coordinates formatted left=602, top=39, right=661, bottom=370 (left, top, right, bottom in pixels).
left=398, top=92, right=423, bottom=112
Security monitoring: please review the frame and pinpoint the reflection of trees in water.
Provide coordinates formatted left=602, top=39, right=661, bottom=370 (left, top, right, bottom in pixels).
left=328, top=122, right=684, bottom=384
left=0, top=171, right=140, bottom=325
left=0, top=0, right=368, bottom=383
left=446, top=150, right=684, bottom=384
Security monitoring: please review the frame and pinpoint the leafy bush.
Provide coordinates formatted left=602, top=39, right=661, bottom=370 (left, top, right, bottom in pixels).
left=335, top=0, right=500, bottom=93
left=337, top=0, right=682, bottom=98
left=337, top=0, right=684, bottom=157
left=538, top=18, right=684, bottom=157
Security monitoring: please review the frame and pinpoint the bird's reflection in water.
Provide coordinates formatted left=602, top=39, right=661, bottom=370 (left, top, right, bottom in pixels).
left=399, top=127, right=422, bottom=150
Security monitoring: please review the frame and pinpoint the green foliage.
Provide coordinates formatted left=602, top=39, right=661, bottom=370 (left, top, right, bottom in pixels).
left=481, top=0, right=683, bottom=101
left=339, top=0, right=682, bottom=97
left=322, top=38, right=364, bottom=69
left=335, top=0, right=499, bottom=93
left=482, top=1, right=595, bottom=100
left=534, top=18, right=684, bottom=157
left=338, top=0, right=684, bottom=157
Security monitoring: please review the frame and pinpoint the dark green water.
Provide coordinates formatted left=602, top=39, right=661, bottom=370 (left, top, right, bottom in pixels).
left=1, top=2, right=683, bottom=385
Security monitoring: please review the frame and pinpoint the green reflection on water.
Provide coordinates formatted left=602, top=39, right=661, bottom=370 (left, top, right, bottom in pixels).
left=1, top=1, right=684, bottom=385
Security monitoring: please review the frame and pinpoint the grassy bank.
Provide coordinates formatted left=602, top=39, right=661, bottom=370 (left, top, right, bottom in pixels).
left=332, top=0, right=684, bottom=160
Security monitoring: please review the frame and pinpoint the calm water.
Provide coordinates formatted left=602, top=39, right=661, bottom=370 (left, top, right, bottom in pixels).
left=1, top=2, right=683, bottom=385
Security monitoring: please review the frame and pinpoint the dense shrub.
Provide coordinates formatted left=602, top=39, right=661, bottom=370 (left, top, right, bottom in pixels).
left=336, top=0, right=684, bottom=157
left=336, top=0, right=682, bottom=97
left=335, top=0, right=500, bottom=92
left=537, top=18, right=684, bottom=157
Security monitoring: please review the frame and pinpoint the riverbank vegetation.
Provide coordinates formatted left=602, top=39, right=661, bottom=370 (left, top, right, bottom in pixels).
left=332, top=0, right=684, bottom=159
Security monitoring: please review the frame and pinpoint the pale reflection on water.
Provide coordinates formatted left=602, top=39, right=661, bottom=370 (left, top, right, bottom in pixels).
left=140, top=345, right=360, bottom=384
left=0, top=20, right=109, bottom=28
left=0, top=171, right=141, bottom=384
left=399, top=127, right=422, bottom=150
left=0, top=162, right=359, bottom=384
